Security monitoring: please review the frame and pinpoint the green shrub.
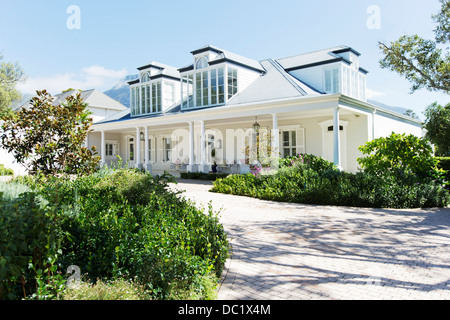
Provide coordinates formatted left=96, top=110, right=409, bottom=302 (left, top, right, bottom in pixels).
left=35, top=169, right=229, bottom=300
left=0, top=183, right=65, bottom=300
left=357, top=132, right=440, bottom=179
left=436, top=157, right=450, bottom=189
left=0, top=164, right=14, bottom=176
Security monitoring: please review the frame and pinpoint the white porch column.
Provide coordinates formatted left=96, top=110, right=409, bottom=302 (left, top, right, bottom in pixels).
left=199, top=120, right=208, bottom=173
left=143, top=126, right=151, bottom=172
left=135, top=127, right=142, bottom=169
left=187, top=122, right=196, bottom=172
left=272, top=113, right=279, bottom=160
left=100, top=130, right=106, bottom=166
left=333, top=107, right=341, bottom=170
left=372, top=109, right=376, bottom=141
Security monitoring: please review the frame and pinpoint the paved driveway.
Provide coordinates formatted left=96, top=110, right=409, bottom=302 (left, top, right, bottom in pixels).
left=169, top=179, right=450, bottom=300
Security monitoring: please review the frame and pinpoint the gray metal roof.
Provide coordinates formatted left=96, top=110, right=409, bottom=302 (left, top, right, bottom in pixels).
left=227, top=59, right=321, bottom=106
left=19, top=89, right=127, bottom=111
left=276, top=45, right=353, bottom=71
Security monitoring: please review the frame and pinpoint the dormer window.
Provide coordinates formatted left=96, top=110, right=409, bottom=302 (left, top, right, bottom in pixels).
left=195, top=57, right=208, bottom=69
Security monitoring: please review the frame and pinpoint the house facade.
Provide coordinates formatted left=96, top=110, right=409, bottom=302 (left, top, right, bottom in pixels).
left=90, top=45, right=425, bottom=175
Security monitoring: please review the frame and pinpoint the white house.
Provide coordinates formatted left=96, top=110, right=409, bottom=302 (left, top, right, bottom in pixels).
left=0, top=89, right=127, bottom=175
left=90, top=45, right=424, bottom=175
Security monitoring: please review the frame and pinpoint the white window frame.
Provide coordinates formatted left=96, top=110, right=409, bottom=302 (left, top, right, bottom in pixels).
left=279, top=125, right=305, bottom=158
left=105, top=140, right=119, bottom=158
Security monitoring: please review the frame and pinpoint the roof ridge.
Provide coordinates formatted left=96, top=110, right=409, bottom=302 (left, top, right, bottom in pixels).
left=267, top=59, right=307, bottom=95
left=276, top=45, right=349, bottom=61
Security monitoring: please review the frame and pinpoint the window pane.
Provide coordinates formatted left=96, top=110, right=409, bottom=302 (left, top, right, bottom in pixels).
left=325, top=70, right=331, bottom=92
left=291, top=131, right=296, bottom=146
left=283, top=131, right=289, bottom=146
left=203, top=71, right=208, bottom=106
left=283, top=148, right=290, bottom=156
left=211, top=69, right=217, bottom=104
left=146, top=85, right=150, bottom=113
left=156, top=82, right=161, bottom=112
left=196, top=73, right=202, bottom=106
left=152, top=83, right=156, bottom=113
left=218, top=68, right=224, bottom=103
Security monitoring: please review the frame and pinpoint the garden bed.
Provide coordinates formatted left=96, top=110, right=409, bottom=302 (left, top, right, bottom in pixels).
left=0, top=168, right=229, bottom=300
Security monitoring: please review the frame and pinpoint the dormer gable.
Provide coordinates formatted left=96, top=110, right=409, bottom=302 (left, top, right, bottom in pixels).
left=276, top=46, right=368, bottom=101
left=178, top=45, right=264, bottom=110
left=129, top=62, right=181, bottom=117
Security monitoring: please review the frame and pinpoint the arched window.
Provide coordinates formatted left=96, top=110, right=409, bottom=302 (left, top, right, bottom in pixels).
left=141, top=72, right=150, bottom=82
left=196, top=57, right=208, bottom=69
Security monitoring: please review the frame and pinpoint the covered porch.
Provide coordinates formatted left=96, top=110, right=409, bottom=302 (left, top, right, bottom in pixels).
left=89, top=95, right=375, bottom=175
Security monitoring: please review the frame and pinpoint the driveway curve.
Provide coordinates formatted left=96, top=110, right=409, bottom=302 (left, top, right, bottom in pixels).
left=169, top=179, right=450, bottom=300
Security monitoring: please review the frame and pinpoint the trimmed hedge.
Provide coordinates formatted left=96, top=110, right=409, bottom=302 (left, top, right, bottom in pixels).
left=211, top=154, right=450, bottom=209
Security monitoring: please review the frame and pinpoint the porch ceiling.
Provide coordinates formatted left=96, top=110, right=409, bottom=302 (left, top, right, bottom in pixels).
left=96, top=106, right=362, bottom=134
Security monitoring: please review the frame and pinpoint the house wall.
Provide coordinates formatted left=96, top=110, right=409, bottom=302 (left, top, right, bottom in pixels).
left=236, top=66, right=261, bottom=93
left=288, top=61, right=342, bottom=93
left=374, top=112, right=424, bottom=139
left=89, top=107, right=122, bottom=123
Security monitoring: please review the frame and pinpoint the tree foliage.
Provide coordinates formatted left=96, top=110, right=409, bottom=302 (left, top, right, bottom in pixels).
left=0, top=54, right=26, bottom=119
left=378, top=0, right=450, bottom=94
left=423, top=102, right=450, bottom=156
left=0, top=90, right=100, bottom=176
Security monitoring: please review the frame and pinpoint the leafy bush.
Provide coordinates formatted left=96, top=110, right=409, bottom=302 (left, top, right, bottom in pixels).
left=357, top=132, right=441, bottom=179
left=211, top=153, right=450, bottom=209
left=1, top=168, right=229, bottom=300
left=0, top=164, right=14, bottom=176
left=35, top=169, right=229, bottom=300
left=0, top=183, right=65, bottom=300
left=436, top=157, right=450, bottom=189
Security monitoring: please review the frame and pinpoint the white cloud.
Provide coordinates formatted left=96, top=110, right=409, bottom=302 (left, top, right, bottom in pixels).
left=16, top=65, right=128, bottom=95
left=365, top=88, right=385, bottom=100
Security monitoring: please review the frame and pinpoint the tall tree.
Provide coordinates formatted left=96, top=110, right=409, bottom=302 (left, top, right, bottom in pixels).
left=378, top=0, right=450, bottom=94
left=0, top=54, right=26, bottom=119
left=1, top=90, right=100, bottom=176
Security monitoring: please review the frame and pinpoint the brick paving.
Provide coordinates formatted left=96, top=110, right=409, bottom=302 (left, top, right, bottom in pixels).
left=169, top=179, right=450, bottom=300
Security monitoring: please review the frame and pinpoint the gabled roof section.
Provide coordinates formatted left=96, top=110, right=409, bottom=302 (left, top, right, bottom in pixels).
left=276, top=45, right=355, bottom=71
left=227, top=59, right=321, bottom=106
left=129, top=61, right=180, bottom=85
left=19, top=89, right=127, bottom=111
left=186, top=44, right=265, bottom=73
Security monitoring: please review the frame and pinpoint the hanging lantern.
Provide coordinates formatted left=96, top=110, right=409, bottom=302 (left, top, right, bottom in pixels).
left=252, top=117, right=260, bottom=133
left=140, top=131, right=145, bottom=141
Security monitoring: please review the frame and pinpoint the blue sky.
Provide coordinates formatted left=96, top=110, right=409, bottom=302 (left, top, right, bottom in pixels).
left=0, top=0, right=448, bottom=118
